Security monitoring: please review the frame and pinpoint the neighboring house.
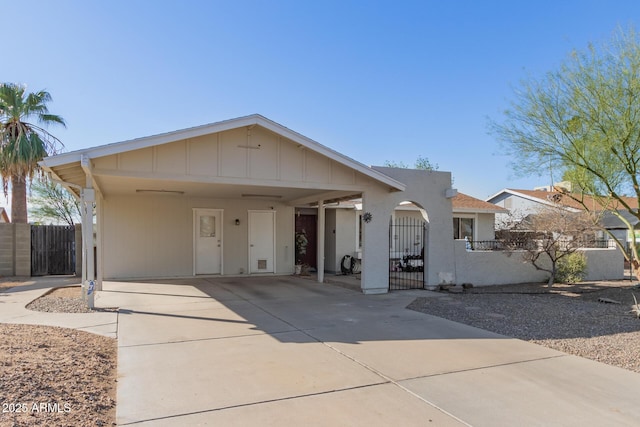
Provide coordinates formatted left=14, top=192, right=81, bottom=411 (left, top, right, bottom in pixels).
left=451, top=192, right=508, bottom=241
left=0, top=207, right=9, bottom=223
left=40, top=115, right=457, bottom=293
left=486, top=188, right=640, bottom=247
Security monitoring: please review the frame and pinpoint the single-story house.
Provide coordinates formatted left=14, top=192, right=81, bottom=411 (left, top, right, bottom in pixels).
left=487, top=187, right=640, bottom=248
left=0, top=207, right=9, bottom=223
left=40, top=115, right=458, bottom=293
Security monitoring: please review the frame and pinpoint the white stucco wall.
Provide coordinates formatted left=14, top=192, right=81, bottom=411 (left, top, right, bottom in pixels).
left=361, top=167, right=454, bottom=293
left=581, top=248, right=625, bottom=281
left=323, top=208, right=358, bottom=273
left=453, top=240, right=624, bottom=286
left=477, top=213, right=497, bottom=240
left=324, top=210, right=337, bottom=273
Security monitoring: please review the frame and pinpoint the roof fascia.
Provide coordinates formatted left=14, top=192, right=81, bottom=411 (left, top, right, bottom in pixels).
left=487, top=189, right=572, bottom=209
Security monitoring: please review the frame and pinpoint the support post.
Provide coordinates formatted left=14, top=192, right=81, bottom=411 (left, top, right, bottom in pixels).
left=317, top=200, right=325, bottom=283
left=81, top=188, right=95, bottom=308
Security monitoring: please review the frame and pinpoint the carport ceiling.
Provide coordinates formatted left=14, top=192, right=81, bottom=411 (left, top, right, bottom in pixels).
left=91, top=174, right=362, bottom=205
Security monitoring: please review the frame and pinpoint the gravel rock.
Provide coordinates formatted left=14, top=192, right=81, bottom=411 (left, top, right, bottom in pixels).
left=26, top=286, right=94, bottom=313
left=407, top=281, right=640, bottom=373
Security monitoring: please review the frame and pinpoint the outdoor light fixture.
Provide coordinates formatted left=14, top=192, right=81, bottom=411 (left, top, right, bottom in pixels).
left=235, top=219, right=240, bottom=226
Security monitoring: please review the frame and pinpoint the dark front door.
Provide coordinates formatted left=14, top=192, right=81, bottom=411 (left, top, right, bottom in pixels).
left=295, top=214, right=317, bottom=269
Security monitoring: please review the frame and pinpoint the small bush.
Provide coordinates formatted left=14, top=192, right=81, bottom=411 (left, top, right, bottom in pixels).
left=556, top=252, right=587, bottom=284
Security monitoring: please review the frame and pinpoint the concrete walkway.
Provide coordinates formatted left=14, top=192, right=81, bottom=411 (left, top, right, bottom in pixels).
left=0, top=276, right=117, bottom=337
left=3, top=276, right=640, bottom=425
left=90, top=276, right=640, bottom=427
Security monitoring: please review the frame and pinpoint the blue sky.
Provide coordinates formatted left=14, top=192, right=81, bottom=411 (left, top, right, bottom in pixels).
left=4, top=0, right=640, bottom=203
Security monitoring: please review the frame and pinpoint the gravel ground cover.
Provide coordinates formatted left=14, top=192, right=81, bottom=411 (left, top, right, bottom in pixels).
left=0, top=284, right=117, bottom=427
left=408, top=280, right=640, bottom=373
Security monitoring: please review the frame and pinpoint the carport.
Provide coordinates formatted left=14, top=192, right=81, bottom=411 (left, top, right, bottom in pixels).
left=41, top=115, right=447, bottom=300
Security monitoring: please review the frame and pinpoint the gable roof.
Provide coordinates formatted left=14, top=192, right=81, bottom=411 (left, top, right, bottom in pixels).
left=40, top=114, right=405, bottom=192
left=486, top=188, right=639, bottom=212
left=453, top=192, right=509, bottom=214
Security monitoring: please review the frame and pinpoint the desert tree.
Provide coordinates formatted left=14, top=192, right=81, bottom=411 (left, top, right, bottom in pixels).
left=504, top=206, right=599, bottom=286
left=490, top=27, right=640, bottom=274
left=384, top=155, right=439, bottom=171
left=29, top=177, right=81, bottom=226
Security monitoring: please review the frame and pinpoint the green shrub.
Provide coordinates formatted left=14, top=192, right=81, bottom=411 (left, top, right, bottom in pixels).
left=556, top=252, right=587, bottom=284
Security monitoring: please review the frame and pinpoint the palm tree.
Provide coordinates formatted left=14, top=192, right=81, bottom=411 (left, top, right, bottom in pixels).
left=0, top=83, right=66, bottom=223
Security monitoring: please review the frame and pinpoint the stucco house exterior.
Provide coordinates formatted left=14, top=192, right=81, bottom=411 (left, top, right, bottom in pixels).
left=315, top=192, right=507, bottom=275
left=40, top=115, right=457, bottom=294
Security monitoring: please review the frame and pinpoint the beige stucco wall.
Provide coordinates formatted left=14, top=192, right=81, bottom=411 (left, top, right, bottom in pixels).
left=101, top=194, right=295, bottom=279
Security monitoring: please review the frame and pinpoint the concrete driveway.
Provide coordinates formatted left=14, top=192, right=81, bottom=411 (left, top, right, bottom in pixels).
left=97, top=276, right=640, bottom=426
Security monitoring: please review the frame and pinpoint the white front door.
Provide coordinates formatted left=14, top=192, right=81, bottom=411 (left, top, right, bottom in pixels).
left=249, top=210, right=275, bottom=273
left=194, top=209, right=222, bottom=275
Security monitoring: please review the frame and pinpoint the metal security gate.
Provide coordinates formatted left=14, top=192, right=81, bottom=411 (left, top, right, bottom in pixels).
left=31, top=225, right=76, bottom=276
left=389, top=217, right=426, bottom=290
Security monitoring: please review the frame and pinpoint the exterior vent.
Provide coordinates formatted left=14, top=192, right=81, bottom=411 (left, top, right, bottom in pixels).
left=257, top=259, right=267, bottom=269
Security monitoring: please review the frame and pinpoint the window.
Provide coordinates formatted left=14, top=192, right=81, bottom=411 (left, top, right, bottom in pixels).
left=453, top=217, right=474, bottom=239
left=200, top=215, right=216, bottom=237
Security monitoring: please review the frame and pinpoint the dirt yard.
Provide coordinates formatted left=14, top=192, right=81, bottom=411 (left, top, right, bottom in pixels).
left=0, top=282, right=117, bottom=427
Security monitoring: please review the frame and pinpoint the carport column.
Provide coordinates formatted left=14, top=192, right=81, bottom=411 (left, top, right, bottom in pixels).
left=317, top=200, right=325, bottom=283
left=360, top=189, right=391, bottom=294
left=81, top=187, right=95, bottom=309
